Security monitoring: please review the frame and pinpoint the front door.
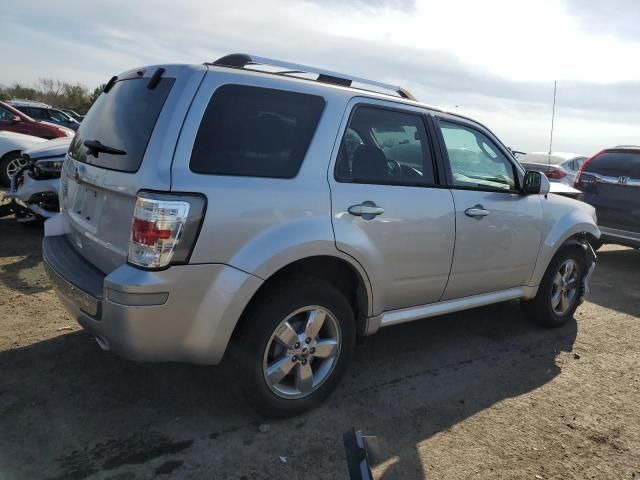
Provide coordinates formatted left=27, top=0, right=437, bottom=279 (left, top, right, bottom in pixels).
left=330, top=102, right=455, bottom=314
left=0, top=105, right=20, bottom=135
left=434, top=116, right=543, bottom=300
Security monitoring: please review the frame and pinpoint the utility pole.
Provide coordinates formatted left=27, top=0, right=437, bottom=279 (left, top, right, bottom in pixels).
left=548, top=80, right=557, bottom=165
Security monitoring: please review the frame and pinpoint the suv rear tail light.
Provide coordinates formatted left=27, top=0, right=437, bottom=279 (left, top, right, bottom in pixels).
left=545, top=168, right=567, bottom=180
left=574, top=149, right=607, bottom=188
left=128, top=192, right=205, bottom=269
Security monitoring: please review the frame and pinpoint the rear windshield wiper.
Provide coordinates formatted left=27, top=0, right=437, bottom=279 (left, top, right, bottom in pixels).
left=83, top=139, right=126, bottom=157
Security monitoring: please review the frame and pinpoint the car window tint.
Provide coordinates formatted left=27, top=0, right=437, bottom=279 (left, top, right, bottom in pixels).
left=48, top=110, right=67, bottom=122
left=29, top=108, right=47, bottom=119
left=335, top=106, right=435, bottom=186
left=586, top=150, right=640, bottom=178
left=0, top=107, right=13, bottom=122
left=439, top=120, right=516, bottom=191
left=191, top=85, right=324, bottom=179
left=69, top=77, right=175, bottom=172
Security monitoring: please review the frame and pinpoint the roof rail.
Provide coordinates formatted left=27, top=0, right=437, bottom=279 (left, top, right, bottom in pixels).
left=207, top=53, right=417, bottom=101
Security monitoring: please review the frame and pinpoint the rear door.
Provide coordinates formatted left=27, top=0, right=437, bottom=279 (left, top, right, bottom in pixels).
left=60, top=64, right=206, bottom=273
left=330, top=100, right=455, bottom=313
left=578, top=149, right=640, bottom=235
left=434, top=115, right=543, bottom=300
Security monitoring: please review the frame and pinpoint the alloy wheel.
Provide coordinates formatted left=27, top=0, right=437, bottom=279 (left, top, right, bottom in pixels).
left=262, top=306, right=341, bottom=399
left=550, top=259, right=580, bottom=315
left=6, top=156, right=28, bottom=179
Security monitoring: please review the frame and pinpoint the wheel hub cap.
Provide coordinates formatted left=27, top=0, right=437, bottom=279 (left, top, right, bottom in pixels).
left=551, top=259, right=580, bottom=315
left=263, top=306, right=341, bottom=399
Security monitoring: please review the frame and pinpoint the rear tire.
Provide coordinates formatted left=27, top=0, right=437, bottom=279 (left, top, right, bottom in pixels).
left=522, top=246, right=586, bottom=328
left=233, top=275, right=355, bottom=417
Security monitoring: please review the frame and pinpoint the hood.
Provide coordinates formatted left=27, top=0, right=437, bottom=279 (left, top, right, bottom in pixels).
left=24, top=136, right=72, bottom=159
left=549, top=182, right=581, bottom=195
left=0, top=131, right=47, bottom=150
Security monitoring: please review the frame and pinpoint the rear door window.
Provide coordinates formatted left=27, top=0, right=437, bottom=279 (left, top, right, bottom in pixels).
left=32, top=108, right=48, bottom=120
left=48, top=109, right=69, bottom=123
left=190, top=85, right=325, bottom=178
left=585, top=150, right=640, bottom=178
left=69, top=77, right=175, bottom=172
left=334, top=106, right=436, bottom=186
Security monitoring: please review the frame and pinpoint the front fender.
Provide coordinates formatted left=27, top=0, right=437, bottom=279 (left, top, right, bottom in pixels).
left=528, top=198, right=600, bottom=287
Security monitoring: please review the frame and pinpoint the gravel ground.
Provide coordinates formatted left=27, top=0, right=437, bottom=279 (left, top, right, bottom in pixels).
left=0, top=216, right=638, bottom=479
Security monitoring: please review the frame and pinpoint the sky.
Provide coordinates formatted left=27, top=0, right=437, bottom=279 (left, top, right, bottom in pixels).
left=2, top=0, right=639, bottom=155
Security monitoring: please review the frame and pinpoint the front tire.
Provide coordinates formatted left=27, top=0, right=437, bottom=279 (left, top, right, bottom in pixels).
left=523, top=247, right=586, bottom=328
left=234, top=275, right=355, bottom=417
left=588, top=238, right=603, bottom=251
left=0, top=152, right=27, bottom=188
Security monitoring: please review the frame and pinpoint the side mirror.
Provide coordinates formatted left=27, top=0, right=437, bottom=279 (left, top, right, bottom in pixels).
left=523, top=170, right=550, bottom=195
left=12, top=115, right=21, bottom=123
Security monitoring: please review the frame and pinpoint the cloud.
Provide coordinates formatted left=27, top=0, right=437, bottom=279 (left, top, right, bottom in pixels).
left=564, top=0, right=640, bottom=41
left=2, top=0, right=639, bottom=154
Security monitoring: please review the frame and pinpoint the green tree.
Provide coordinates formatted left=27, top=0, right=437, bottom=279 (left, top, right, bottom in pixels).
left=0, top=78, right=103, bottom=114
left=88, top=84, right=105, bottom=107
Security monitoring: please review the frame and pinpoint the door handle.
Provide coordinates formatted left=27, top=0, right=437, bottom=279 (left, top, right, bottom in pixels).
left=348, top=202, right=384, bottom=219
left=465, top=205, right=490, bottom=218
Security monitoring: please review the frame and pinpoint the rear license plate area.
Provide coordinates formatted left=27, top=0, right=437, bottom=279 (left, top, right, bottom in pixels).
left=70, top=185, right=103, bottom=227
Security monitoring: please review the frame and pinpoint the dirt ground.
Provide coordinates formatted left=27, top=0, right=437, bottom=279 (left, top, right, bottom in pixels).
left=0, top=216, right=638, bottom=480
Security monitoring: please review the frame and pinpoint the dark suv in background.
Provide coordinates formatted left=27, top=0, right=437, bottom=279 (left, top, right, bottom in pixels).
left=575, top=146, right=640, bottom=249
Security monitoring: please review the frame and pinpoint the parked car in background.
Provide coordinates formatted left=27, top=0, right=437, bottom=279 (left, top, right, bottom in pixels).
left=43, top=54, right=599, bottom=417
left=518, top=152, right=587, bottom=186
left=1, top=137, right=70, bottom=220
left=574, top=146, right=640, bottom=249
left=0, top=131, right=46, bottom=187
left=61, top=109, right=84, bottom=122
left=0, top=101, right=74, bottom=142
left=9, top=100, right=81, bottom=131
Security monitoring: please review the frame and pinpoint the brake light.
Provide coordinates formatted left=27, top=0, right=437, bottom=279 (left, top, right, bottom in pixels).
left=575, top=149, right=607, bottom=187
left=132, top=218, right=172, bottom=245
left=545, top=168, right=567, bottom=179
left=128, top=195, right=190, bottom=268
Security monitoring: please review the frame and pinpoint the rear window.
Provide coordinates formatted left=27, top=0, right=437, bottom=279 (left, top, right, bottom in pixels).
left=190, top=85, right=325, bottom=178
left=69, top=77, right=174, bottom=172
left=585, top=150, right=640, bottom=178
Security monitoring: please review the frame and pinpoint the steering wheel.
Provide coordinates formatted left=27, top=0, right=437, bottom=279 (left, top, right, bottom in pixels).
left=386, top=159, right=402, bottom=177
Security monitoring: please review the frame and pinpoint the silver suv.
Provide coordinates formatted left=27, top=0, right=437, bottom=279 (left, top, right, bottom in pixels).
left=44, top=54, right=599, bottom=416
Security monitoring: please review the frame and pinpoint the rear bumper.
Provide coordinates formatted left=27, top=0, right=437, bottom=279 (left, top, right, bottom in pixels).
left=43, top=234, right=263, bottom=365
left=599, top=226, right=640, bottom=248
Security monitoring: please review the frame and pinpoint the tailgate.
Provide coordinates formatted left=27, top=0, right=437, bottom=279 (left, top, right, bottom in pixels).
left=60, top=64, right=206, bottom=273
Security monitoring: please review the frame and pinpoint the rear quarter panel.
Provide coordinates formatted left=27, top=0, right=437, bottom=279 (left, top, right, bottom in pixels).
left=170, top=69, right=374, bottom=309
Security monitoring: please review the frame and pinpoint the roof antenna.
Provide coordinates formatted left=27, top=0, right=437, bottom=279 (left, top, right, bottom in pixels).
left=548, top=80, right=557, bottom=166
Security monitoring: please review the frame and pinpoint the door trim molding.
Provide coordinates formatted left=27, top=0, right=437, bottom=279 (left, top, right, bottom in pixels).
left=365, top=286, right=538, bottom=334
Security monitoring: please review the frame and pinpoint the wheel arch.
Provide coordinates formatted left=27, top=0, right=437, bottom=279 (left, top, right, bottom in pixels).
left=0, top=149, right=22, bottom=161
left=231, top=254, right=372, bottom=345
left=528, top=222, right=599, bottom=287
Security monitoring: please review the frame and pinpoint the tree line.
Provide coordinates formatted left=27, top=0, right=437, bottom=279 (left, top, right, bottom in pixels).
left=0, top=79, right=105, bottom=114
